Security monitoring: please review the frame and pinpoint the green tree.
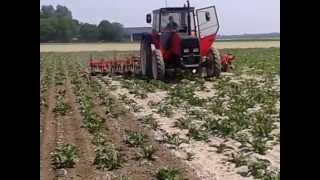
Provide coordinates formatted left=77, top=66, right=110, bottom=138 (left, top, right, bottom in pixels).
left=79, top=23, right=99, bottom=42
left=55, top=5, right=72, bottom=18
left=54, top=17, right=74, bottom=42
left=110, top=22, right=125, bottom=41
left=98, top=20, right=113, bottom=41
left=72, top=19, right=81, bottom=39
left=98, top=20, right=125, bottom=42
left=40, top=18, right=55, bottom=42
left=40, top=4, right=127, bottom=42
left=41, top=5, right=55, bottom=18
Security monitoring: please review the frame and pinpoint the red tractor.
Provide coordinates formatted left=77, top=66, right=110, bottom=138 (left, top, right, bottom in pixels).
left=139, top=0, right=234, bottom=80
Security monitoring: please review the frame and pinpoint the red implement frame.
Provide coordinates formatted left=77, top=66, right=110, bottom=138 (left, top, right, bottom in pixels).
left=89, top=55, right=140, bottom=74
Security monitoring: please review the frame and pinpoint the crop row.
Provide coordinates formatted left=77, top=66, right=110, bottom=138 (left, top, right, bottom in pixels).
left=49, top=59, right=77, bottom=170
left=67, top=60, right=176, bottom=179
left=95, top=74, right=188, bottom=179
left=40, top=56, right=56, bottom=113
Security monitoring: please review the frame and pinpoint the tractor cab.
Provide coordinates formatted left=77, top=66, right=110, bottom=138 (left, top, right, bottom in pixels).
left=149, top=7, right=197, bottom=35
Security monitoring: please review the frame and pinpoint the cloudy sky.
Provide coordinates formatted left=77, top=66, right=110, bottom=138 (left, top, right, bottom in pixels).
left=40, top=0, right=280, bottom=35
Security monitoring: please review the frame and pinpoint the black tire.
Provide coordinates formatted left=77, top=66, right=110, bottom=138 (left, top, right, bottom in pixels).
left=152, top=50, right=165, bottom=80
left=140, top=38, right=152, bottom=77
left=207, top=48, right=221, bottom=77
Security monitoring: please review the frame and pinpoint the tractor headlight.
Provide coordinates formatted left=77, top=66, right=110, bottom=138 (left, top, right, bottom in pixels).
left=193, top=48, right=199, bottom=52
left=184, top=49, right=190, bottom=53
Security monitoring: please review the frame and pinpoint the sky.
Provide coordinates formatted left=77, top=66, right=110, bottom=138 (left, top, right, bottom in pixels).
left=40, top=0, right=280, bottom=35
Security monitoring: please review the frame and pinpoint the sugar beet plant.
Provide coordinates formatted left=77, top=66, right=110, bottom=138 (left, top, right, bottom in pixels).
left=125, top=130, right=148, bottom=147
left=166, top=82, right=205, bottom=108
left=53, top=101, right=71, bottom=116
left=156, top=167, right=183, bottom=180
left=138, top=144, right=157, bottom=160
left=139, top=114, right=159, bottom=130
left=94, top=145, right=123, bottom=170
left=162, top=132, right=188, bottom=149
left=51, top=144, right=78, bottom=169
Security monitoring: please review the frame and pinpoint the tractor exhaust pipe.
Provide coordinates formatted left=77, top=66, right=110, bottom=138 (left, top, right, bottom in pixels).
left=187, top=0, right=191, bottom=35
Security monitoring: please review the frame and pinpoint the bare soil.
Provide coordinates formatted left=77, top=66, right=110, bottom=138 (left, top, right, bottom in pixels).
left=40, top=74, right=58, bottom=180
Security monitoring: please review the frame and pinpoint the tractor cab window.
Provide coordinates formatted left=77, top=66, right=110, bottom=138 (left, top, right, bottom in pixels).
left=160, top=10, right=195, bottom=33
left=153, top=12, right=160, bottom=32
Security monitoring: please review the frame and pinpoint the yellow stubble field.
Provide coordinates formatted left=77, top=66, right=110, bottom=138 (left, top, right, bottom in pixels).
left=40, top=41, right=280, bottom=52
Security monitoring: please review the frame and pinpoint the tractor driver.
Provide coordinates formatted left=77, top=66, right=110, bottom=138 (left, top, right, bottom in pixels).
left=166, top=16, right=179, bottom=30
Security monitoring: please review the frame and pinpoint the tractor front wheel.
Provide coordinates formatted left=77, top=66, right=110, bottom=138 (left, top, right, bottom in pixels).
left=152, top=50, right=165, bottom=80
left=140, top=38, right=152, bottom=78
left=206, top=48, right=221, bottom=77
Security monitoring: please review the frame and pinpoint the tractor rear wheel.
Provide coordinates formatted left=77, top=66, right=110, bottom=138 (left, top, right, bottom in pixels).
left=140, top=38, right=152, bottom=78
left=206, top=48, right=221, bottom=77
left=152, top=50, right=165, bottom=80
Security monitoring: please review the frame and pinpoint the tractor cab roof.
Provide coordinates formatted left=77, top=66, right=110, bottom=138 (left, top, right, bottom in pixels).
left=153, top=7, right=195, bottom=13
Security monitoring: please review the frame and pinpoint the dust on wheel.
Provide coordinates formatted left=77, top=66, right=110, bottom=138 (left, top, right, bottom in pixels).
left=206, top=48, right=222, bottom=77
left=151, top=50, right=165, bottom=80
left=140, top=37, right=152, bottom=78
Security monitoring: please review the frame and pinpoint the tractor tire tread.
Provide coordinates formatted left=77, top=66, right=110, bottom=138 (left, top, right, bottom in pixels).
left=207, top=48, right=222, bottom=77
left=152, top=50, right=165, bottom=80
left=140, top=37, right=152, bottom=77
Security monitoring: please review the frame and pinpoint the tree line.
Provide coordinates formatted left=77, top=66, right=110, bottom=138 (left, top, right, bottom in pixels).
left=40, top=5, right=129, bottom=43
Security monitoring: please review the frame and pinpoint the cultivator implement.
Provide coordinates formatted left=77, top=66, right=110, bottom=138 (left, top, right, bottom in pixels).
left=89, top=55, right=141, bottom=75
left=88, top=53, right=235, bottom=76
left=221, top=54, right=236, bottom=72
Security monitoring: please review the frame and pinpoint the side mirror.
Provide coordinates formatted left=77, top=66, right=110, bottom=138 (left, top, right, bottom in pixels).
left=146, top=14, right=152, bottom=23
left=205, top=12, right=211, bottom=21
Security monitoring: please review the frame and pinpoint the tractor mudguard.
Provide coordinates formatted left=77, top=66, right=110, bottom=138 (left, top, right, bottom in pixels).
left=200, top=35, right=216, bottom=57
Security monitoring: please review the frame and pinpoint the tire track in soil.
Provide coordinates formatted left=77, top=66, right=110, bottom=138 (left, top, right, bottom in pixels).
left=93, top=77, right=200, bottom=180
left=40, top=60, right=58, bottom=180
left=59, top=71, right=98, bottom=180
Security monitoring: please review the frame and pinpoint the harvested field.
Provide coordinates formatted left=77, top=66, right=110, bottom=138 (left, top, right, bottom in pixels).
left=40, top=41, right=280, bottom=52
left=40, top=47, right=280, bottom=180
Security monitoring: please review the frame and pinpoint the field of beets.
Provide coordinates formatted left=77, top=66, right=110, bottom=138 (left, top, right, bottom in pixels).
left=40, top=47, right=280, bottom=180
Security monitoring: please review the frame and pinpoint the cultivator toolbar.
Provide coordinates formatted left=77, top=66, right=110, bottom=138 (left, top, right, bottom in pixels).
left=88, top=54, right=235, bottom=76
left=89, top=55, right=141, bottom=75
